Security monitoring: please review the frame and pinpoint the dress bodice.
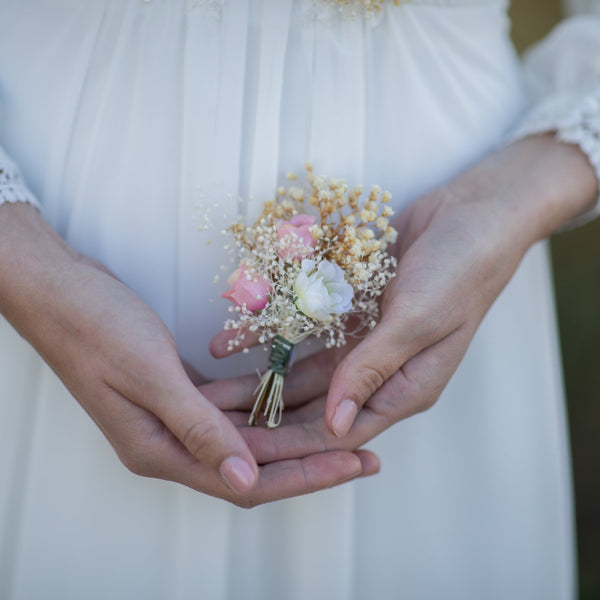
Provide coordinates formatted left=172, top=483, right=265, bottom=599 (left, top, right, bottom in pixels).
left=1, top=0, right=600, bottom=358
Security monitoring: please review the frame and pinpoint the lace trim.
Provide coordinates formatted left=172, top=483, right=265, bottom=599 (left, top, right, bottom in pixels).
left=0, top=148, right=40, bottom=210
left=510, top=87, right=600, bottom=227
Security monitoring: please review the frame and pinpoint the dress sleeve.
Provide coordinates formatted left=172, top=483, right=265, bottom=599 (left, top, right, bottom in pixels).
left=509, top=8, right=600, bottom=227
left=0, top=145, right=40, bottom=210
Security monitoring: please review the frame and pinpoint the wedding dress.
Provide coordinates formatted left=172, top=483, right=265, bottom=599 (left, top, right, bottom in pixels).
left=1, top=1, right=599, bottom=598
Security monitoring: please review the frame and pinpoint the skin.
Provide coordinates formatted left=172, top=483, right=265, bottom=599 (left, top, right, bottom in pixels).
left=210, top=134, right=598, bottom=465
left=0, top=202, right=379, bottom=508
left=1, top=134, right=596, bottom=507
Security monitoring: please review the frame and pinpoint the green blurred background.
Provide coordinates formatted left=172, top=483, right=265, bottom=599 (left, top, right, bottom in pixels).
left=510, top=2, right=600, bottom=598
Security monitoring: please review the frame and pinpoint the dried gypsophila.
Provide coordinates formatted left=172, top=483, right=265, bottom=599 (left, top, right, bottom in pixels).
left=219, top=165, right=398, bottom=427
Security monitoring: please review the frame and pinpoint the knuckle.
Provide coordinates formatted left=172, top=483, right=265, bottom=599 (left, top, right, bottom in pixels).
left=374, top=370, right=440, bottom=423
left=394, top=369, right=441, bottom=418
left=397, top=301, right=449, bottom=349
left=413, top=392, right=439, bottom=415
left=120, top=447, right=157, bottom=478
left=231, top=495, right=258, bottom=509
left=181, top=421, right=221, bottom=460
left=356, top=363, right=388, bottom=397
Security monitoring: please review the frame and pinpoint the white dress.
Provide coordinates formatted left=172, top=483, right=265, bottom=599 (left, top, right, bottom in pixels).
left=0, top=1, right=599, bottom=598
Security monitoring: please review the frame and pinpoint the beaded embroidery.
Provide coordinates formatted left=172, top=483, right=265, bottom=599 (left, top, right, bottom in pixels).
left=311, top=0, right=405, bottom=20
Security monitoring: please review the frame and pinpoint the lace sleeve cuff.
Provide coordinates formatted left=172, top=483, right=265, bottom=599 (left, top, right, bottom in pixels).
left=0, top=146, right=41, bottom=210
left=509, top=87, right=600, bottom=228
left=508, top=15, right=600, bottom=228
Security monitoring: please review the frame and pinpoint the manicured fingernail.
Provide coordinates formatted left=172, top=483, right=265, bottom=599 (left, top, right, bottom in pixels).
left=220, top=456, right=256, bottom=494
left=332, top=399, right=358, bottom=438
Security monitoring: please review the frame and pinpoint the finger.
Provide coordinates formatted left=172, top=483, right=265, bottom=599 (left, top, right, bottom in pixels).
left=144, top=369, right=260, bottom=495
left=199, top=375, right=261, bottom=410
left=209, top=328, right=261, bottom=358
left=241, top=418, right=329, bottom=464
left=324, top=281, right=467, bottom=439
left=323, top=314, right=412, bottom=438
left=241, top=405, right=386, bottom=469
left=240, top=402, right=380, bottom=464
left=158, top=442, right=366, bottom=507
left=282, top=341, right=356, bottom=406
left=244, top=451, right=363, bottom=506
left=240, top=328, right=471, bottom=465
left=364, top=325, right=472, bottom=423
left=202, top=343, right=350, bottom=414
left=180, top=357, right=209, bottom=386
left=354, top=449, right=381, bottom=477
left=86, top=368, right=373, bottom=506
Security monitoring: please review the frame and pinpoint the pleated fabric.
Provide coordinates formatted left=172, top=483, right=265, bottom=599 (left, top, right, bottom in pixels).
left=0, top=1, right=575, bottom=598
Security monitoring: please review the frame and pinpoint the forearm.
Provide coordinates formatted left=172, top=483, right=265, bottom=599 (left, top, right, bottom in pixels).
left=0, top=202, right=115, bottom=380
left=445, top=134, right=598, bottom=250
left=0, top=203, right=76, bottom=336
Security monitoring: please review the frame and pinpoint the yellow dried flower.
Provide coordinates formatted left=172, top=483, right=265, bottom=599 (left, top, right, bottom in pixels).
left=345, top=225, right=357, bottom=239
left=360, top=209, right=377, bottom=223
left=289, top=187, right=305, bottom=202
left=383, top=226, right=398, bottom=244
left=365, top=239, right=381, bottom=253
left=337, top=195, right=349, bottom=207
left=376, top=216, right=389, bottom=231
left=310, top=225, right=324, bottom=240
left=349, top=240, right=363, bottom=257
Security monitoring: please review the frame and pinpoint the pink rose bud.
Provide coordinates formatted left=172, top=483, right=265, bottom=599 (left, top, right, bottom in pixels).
left=276, top=214, right=317, bottom=260
left=221, top=265, right=271, bottom=313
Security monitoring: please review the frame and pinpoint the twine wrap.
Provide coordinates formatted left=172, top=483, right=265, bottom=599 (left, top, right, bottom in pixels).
left=268, top=335, right=295, bottom=376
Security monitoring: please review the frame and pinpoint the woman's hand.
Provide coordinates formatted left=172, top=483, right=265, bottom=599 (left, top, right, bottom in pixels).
left=0, top=202, right=378, bottom=507
left=211, top=134, right=598, bottom=460
left=323, top=134, right=598, bottom=437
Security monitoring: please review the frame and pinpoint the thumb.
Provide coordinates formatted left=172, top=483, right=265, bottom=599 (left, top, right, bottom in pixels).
left=325, top=318, right=410, bottom=438
left=151, top=376, right=259, bottom=494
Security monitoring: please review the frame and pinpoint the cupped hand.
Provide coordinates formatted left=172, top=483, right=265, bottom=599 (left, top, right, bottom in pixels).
left=0, top=203, right=378, bottom=507
left=210, top=135, right=598, bottom=458
left=209, top=181, right=510, bottom=458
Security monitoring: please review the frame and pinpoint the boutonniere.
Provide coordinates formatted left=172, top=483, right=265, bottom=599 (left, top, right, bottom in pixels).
left=220, top=166, right=397, bottom=427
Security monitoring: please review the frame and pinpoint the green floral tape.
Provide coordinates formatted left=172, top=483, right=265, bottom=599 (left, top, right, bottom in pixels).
left=268, top=335, right=295, bottom=376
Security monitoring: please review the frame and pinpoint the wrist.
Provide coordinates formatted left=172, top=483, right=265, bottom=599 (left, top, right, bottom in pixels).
left=0, top=202, right=80, bottom=341
left=446, top=134, right=598, bottom=248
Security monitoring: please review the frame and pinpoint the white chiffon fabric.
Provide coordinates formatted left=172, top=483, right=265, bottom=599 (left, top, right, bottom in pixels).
left=0, top=1, right=592, bottom=598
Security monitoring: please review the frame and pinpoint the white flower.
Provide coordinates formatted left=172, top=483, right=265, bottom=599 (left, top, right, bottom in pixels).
left=294, top=259, right=353, bottom=321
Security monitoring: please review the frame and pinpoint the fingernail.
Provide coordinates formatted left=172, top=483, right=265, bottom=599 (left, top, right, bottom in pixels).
left=332, top=399, right=358, bottom=438
left=220, top=456, right=256, bottom=494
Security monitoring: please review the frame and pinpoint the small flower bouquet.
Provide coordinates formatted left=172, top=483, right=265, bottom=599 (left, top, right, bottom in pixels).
left=220, top=165, right=398, bottom=428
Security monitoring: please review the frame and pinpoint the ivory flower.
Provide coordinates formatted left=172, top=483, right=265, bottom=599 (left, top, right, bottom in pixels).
left=276, top=214, right=317, bottom=260
left=294, top=259, right=353, bottom=321
left=222, top=266, right=271, bottom=313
